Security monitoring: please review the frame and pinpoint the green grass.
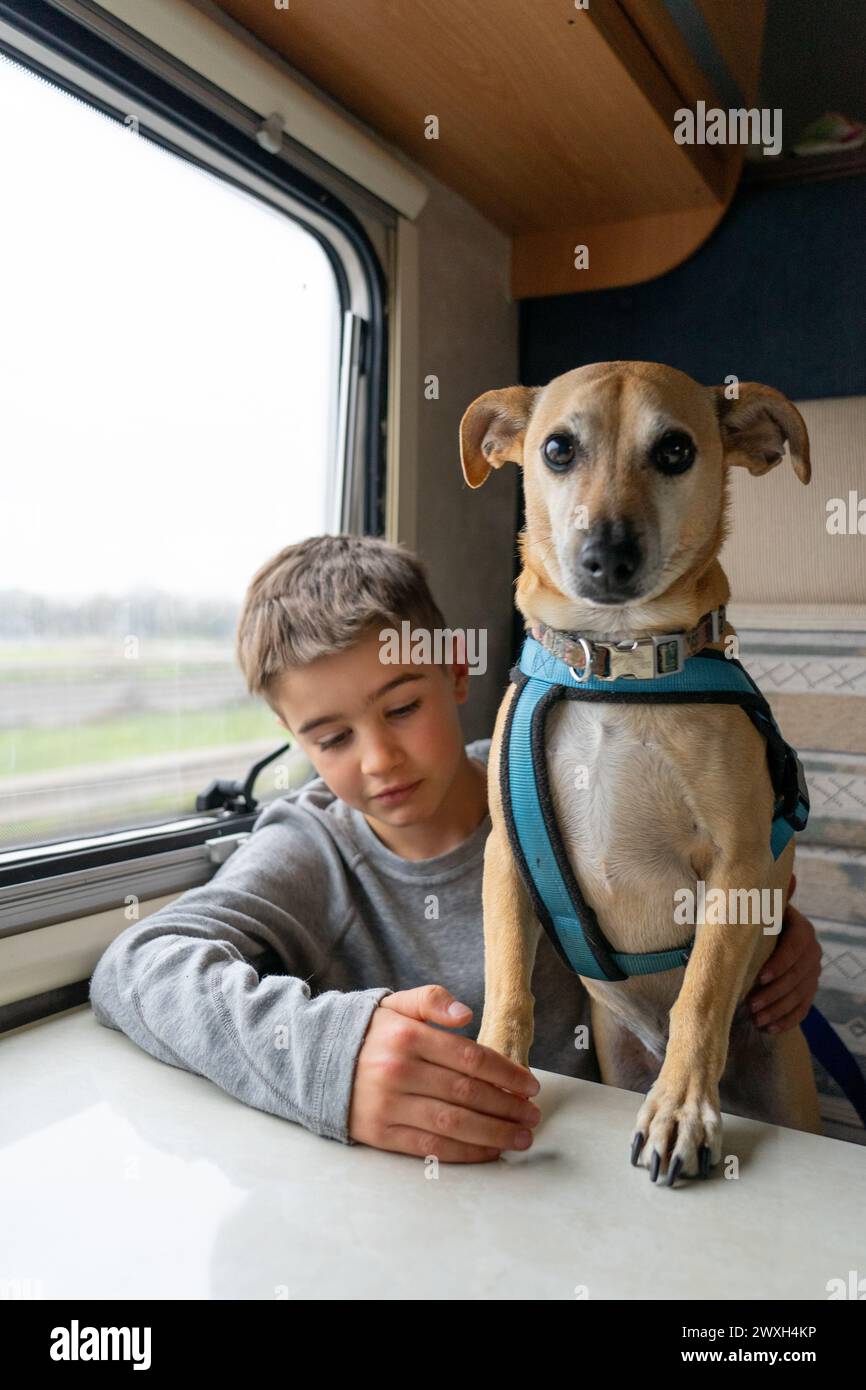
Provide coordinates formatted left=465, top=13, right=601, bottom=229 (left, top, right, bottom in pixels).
left=0, top=704, right=291, bottom=776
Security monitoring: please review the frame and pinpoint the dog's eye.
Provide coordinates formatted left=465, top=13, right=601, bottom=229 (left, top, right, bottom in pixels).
left=542, top=433, right=576, bottom=472
left=651, top=430, right=696, bottom=475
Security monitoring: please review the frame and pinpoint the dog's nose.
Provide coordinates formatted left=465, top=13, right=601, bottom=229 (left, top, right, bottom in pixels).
left=578, top=520, right=642, bottom=598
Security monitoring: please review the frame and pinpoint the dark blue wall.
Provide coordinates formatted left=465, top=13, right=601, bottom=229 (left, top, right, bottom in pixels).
left=520, top=174, right=866, bottom=401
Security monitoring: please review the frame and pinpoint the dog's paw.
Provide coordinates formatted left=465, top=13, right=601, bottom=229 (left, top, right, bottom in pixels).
left=629, top=1072, right=722, bottom=1186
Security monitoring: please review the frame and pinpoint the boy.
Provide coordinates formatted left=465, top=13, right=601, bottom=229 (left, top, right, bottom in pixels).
left=89, top=534, right=821, bottom=1163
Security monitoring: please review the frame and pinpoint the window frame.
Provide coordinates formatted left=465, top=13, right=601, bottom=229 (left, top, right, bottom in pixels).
left=0, top=1, right=389, bottom=912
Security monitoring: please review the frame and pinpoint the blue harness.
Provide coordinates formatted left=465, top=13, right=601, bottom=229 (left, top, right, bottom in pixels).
left=504, top=632, right=808, bottom=981
left=502, top=629, right=866, bottom=1126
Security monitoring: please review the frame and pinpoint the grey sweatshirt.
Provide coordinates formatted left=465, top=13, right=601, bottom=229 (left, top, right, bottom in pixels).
left=89, top=738, right=598, bottom=1145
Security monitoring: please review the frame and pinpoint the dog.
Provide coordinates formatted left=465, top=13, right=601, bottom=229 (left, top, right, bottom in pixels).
left=459, top=361, right=822, bottom=1185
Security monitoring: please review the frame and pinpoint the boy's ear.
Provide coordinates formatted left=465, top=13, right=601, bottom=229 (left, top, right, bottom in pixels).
left=459, top=385, right=540, bottom=489
left=709, top=382, right=811, bottom=483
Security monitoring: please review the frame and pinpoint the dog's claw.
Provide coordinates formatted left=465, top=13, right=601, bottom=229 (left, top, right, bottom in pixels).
left=699, top=1144, right=711, bottom=1179
left=666, top=1155, right=683, bottom=1187
left=649, top=1149, right=661, bottom=1183
left=630, top=1132, right=645, bottom=1166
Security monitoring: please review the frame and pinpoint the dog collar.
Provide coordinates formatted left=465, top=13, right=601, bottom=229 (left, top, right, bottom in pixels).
left=529, top=604, right=726, bottom=682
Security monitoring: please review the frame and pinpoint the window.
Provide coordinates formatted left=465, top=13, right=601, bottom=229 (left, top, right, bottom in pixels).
left=0, top=15, right=385, bottom=863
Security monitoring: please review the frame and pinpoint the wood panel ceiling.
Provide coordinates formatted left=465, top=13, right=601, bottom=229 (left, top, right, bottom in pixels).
left=213, top=0, right=767, bottom=297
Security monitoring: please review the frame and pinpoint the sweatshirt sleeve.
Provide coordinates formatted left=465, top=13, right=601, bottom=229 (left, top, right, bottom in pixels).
left=88, top=807, right=394, bottom=1145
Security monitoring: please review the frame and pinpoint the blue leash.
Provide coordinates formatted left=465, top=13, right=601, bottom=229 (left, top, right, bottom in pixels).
left=800, top=1006, right=866, bottom=1127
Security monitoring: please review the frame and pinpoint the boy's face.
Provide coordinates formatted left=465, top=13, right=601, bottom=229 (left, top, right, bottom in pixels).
left=271, top=627, right=471, bottom=831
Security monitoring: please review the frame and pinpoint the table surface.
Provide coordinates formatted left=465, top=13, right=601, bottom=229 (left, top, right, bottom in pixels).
left=3, top=1005, right=865, bottom=1300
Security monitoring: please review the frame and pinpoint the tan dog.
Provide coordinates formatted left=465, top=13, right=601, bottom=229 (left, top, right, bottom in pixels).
left=459, top=361, right=822, bottom=1185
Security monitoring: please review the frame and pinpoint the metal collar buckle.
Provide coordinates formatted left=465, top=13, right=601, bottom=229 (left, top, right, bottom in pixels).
left=568, top=631, right=686, bottom=683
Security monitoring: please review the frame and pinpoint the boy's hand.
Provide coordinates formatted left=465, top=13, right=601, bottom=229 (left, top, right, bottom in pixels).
left=745, top=873, right=822, bottom=1033
left=348, top=984, right=541, bottom=1161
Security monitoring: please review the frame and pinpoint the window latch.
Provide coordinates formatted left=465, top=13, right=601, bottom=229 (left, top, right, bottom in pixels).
left=256, top=112, right=285, bottom=155
left=196, top=742, right=290, bottom=814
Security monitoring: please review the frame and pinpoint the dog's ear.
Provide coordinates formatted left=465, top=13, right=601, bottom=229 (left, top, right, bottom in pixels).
left=709, top=382, right=811, bottom=484
left=459, top=385, right=540, bottom=489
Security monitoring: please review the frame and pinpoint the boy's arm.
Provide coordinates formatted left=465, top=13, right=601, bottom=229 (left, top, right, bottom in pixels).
left=89, top=814, right=393, bottom=1144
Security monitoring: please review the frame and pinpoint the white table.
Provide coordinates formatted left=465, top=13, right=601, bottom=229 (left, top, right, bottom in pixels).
left=2, top=1006, right=864, bottom=1300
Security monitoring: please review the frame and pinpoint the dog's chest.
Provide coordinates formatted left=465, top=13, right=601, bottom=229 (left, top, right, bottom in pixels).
left=540, top=698, right=709, bottom=1053
left=543, top=699, right=701, bottom=900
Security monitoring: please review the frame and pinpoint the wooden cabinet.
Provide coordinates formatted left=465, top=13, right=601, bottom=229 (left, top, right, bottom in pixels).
left=215, top=0, right=767, bottom=296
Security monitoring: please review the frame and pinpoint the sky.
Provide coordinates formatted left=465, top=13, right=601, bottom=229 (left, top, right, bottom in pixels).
left=0, top=52, right=340, bottom=605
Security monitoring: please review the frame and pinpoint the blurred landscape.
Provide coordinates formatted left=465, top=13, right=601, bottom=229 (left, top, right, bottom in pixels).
left=0, top=589, right=312, bottom=851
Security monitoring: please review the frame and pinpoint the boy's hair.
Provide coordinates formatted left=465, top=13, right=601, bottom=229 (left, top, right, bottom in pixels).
left=235, top=533, right=447, bottom=717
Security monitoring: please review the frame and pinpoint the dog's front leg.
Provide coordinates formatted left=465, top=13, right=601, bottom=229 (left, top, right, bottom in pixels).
left=476, top=823, right=542, bottom=1070
left=631, top=856, right=777, bottom=1184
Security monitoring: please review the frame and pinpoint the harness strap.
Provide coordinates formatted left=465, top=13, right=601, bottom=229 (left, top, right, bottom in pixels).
left=504, top=636, right=810, bottom=982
